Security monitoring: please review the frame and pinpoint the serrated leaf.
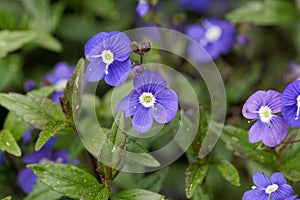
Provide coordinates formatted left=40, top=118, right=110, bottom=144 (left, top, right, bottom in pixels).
left=35, top=121, right=70, bottom=151
left=81, top=185, right=110, bottom=200
left=0, top=30, right=35, bottom=58
left=0, top=129, right=21, bottom=156
left=226, top=0, right=297, bottom=25
left=0, top=93, right=66, bottom=129
left=185, top=162, right=209, bottom=199
left=213, top=160, right=240, bottom=186
left=28, top=163, right=105, bottom=199
left=4, top=112, right=31, bottom=141
left=213, top=123, right=275, bottom=165
left=24, top=181, right=62, bottom=200
left=113, top=189, right=166, bottom=200
left=135, top=168, right=169, bottom=193
left=60, top=58, right=86, bottom=122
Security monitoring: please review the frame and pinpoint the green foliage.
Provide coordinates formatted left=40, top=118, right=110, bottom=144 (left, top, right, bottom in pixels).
left=226, top=0, right=297, bottom=25
left=4, top=112, right=30, bottom=141
left=113, top=189, right=166, bottom=200
left=0, top=93, right=66, bottom=129
left=0, top=129, right=21, bottom=157
left=35, top=121, right=70, bottom=151
left=28, top=163, right=110, bottom=200
left=213, top=160, right=240, bottom=187
left=24, top=181, right=62, bottom=200
left=185, top=162, right=209, bottom=199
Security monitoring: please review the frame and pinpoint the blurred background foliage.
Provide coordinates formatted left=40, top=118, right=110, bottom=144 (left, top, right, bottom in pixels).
left=1, top=0, right=300, bottom=199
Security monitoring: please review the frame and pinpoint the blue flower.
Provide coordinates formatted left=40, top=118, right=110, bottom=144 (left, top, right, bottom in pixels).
left=136, top=0, right=150, bottom=17
left=0, top=153, right=4, bottom=165
left=284, top=62, right=300, bottom=83
left=17, top=137, right=78, bottom=194
left=282, top=80, right=300, bottom=127
left=186, top=18, right=235, bottom=63
left=117, top=70, right=178, bottom=133
left=24, top=80, right=36, bottom=91
left=45, top=62, right=74, bottom=104
left=242, top=172, right=294, bottom=200
left=85, top=31, right=131, bottom=86
left=242, top=90, right=288, bottom=147
left=177, top=0, right=210, bottom=14
left=237, top=34, right=250, bottom=46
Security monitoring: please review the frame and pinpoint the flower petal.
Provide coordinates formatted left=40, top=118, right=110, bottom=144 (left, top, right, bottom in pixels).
left=85, top=32, right=109, bottom=57
left=242, top=90, right=265, bottom=119
left=132, top=107, right=153, bottom=133
left=117, top=91, right=136, bottom=117
left=103, top=32, right=131, bottom=62
left=282, top=80, right=300, bottom=106
left=136, top=0, right=150, bottom=17
left=242, top=189, right=269, bottom=200
left=53, top=150, right=78, bottom=164
left=272, top=184, right=294, bottom=200
left=104, top=59, right=131, bottom=86
left=22, top=148, right=52, bottom=164
left=152, top=89, right=178, bottom=123
left=253, top=172, right=271, bottom=188
left=261, top=116, right=288, bottom=147
left=271, top=172, right=287, bottom=185
left=53, top=62, right=74, bottom=80
left=85, top=61, right=106, bottom=82
left=282, top=105, right=300, bottom=128
left=264, top=90, right=282, bottom=113
left=17, top=169, right=37, bottom=194
left=128, top=91, right=142, bottom=116
left=248, top=121, right=263, bottom=144
left=133, top=70, right=167, bottom=89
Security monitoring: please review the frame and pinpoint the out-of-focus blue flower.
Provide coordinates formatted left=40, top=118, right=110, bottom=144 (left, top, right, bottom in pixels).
left=186, top=18, right=235, bottom=63
left=242, top=172, right=294, bottom=200
left=17, top=137, right=78, bottom=194
left=285, top=62, right=300, bottom=83
left=117, top=70, right=178, bottom=133
left=45, top=62, right=74, bottom=104
left=22, top=127, right=35, bottom=143
left=237, top=34, right=250, bottom=46
left=242, top=90, right=288, bottom=147
left=24, top=80, right=36, bottom=91
left=85, top=31, right=131, bottom=86
left=282, top=80, right=300, bottom=128
left=136, top=0, right=150, bottom=17
left=177, top=0, right=210, bottom=14
left=0, top=153, right=4, bottom=165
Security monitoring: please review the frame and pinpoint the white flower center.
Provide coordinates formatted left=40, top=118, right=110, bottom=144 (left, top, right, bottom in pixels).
left=265, top=184, right=279, bottom=194
left=295, top=95, right=300, bottom=120
left=55, top=79, right=68, bottom=91
left=139, top=92, right=156, bottom=108
left=101, top=50, right=114, bottom=75
left=205, top=25, right=222, bottom=42
left=258, top=106, right=273, bottom=123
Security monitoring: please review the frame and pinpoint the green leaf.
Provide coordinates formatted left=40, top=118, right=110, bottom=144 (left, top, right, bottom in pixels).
left=214, top=123, right=275, bottom=165
left=0, top=54, right=23, bottom=91
left=60, top=58, right=86, bottom=122
left=29, top=86, right=56, bottom=97
left=192, top=187, right=210, bottom=200
left=226, top=0, right=297, bottom=25
left=135, top=168, right=169, bottom=193
left=185, top=162, right=209, bottom=199
left=0, top=129, right=21, bottom=156
left=0, top=93, right=66, bottom=129
left=0, top=30, right=35, bottom=58
left=0, top=7, right=16, bottom=29
left=28, top=163, right=108, bottom=199
left=4, top=112, right=31, bottom=141
left=97, top=112, right=127, bottom=186
left=80, top=185, right=110, bottom=200
left=280, top=157, right=300, bottom=182
left=1, top=196, right=12, bottom=200
left=32, top=31, right=62, bottom=52
left=35, top=121, right=70, bottom=151
left=213, top=160, right=240, bottom=187
left=113, top=189, right=166, bottom=200
left=24, top=181, right=62, bottom=200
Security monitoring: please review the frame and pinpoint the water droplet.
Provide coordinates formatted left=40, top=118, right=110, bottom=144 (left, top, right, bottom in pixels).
left=247, top=121, right=251, bottom=124
left=5, top=142, right=10, bottom=146
left=83, top=179, right=87, bottom=183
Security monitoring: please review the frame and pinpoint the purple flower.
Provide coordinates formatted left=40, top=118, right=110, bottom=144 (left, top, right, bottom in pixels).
left=282, top=80, right=300, bottom=127
left=284, top=62, right=300, bottom=83
left=177, top=0, right=210, bottom=14
left=85, top=31, right=131, bottom=86
left=136, top=0, right=150, bottom=17
left=242, top=90, right=288, bottom=147
left=0, top=153, right=4, bottom=165
left=24, top=80, right=36, bottom=91
left=117, top=70, right=178, bottom=133
left=17, top=137, right=78, bottom=194
left=186, top=18, right=236, bottom=63
left=237, top=34, right=250, bottom=46
left=45, top=62, right=74, bottom=104
left=242, top=172, right=294, bottom=200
